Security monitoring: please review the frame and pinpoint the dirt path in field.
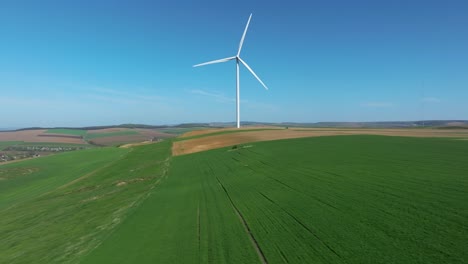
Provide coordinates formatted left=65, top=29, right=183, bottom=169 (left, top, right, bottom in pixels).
left=173, top=128, right=468, bottom=156
left=0, top=157, right=36, bottom=166
left=119, top=141, right=153, bottom=148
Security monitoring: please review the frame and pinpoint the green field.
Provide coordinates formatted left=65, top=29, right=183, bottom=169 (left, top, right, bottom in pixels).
left=0, top=141, right=23, bottom=150
left=85, top=130, right=139, bottom=140
left=0, top=142, right=172, bottom=263
left=157, top=127, right=212, bottom=135
left=45, top=129, right=88, bottom=136
left=1, top=136, right=467, bottom=263
left=84, top=136, right=468, bottom=263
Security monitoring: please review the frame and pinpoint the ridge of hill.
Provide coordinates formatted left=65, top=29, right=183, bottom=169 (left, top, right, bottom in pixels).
left=8, top=120, right=468, bottom=132
left=1, top=131, right=468, bottom=263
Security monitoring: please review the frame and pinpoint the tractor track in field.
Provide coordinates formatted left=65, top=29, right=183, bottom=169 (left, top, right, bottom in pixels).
left=258, top=192, right=342, bottom=260
left=197, top=201, right=201, bottom=264
left=215, top=176, right=269, bottom=264
left=234, top=150, right=341, bottom=211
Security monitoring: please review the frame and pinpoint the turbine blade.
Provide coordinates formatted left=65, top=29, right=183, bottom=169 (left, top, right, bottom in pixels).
left=237, top=14, right=252, bottom=56
left=193, top=56, right=236, bottom=67
left=238, top=57, right=268, bottom=90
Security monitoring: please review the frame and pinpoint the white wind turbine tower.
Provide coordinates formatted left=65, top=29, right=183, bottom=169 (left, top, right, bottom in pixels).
left=193, top=13, right=268, bottom=128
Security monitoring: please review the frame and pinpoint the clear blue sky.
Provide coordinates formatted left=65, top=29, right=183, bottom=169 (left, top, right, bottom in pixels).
left=1, top=0, right=467, bottom=127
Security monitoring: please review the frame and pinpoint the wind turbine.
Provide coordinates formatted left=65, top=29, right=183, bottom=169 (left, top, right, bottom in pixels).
left=193, top=13, right=268, bottom=128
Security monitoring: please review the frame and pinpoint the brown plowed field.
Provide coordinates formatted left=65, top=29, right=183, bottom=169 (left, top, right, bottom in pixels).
left=0, top=130, right=85, bottom=144
left=90, top=135, right=146, bottom=146
left=134, top=129, right=174, bottom=138
left=172, top=128, right=468, bottom=156
left=180, top=126, right=283, bottom=138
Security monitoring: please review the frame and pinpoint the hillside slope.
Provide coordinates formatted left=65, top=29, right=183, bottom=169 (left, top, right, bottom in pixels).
left=0, top=141, right=172, bottom=263
left=84, top=136, right=468, bottom=263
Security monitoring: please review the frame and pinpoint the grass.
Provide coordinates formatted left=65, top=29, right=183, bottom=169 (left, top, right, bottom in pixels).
left=83, top=143, right=258, bottom=263
left=2, top=135, right=467, bottom=263
left=85, top=130, right=139, bottom=140
left=83, top=135, right=468, bottom=263
left=0, top=141, right=23, bottom=150
left=45, top=129, right=87, bottom=136
left=0, top=141, right=172, bottom=263
left=0, top=148, right=128, bottom=210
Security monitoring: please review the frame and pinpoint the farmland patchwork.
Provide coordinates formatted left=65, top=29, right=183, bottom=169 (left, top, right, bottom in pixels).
left=1, top=135, right=467, bottom=263
left=84, top=136, right=468, bottom=263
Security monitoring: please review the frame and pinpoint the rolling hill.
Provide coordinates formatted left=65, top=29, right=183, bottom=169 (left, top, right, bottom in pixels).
left=1, top=128, right=467, bottom=263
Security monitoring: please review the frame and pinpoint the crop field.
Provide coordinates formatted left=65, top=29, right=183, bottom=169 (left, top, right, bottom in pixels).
left=0, top=128, right=175, bottom=149
left=179, top=126, right=282, bottom=138
left=48, top=128, right=175, bottom=145
left=88, top=135, right=147, bottom=146
left=83, top=135, right=468, bottom=263
left=89, top=136, right=143, bottom=146
left=1, top=134, right=466, bottom=263
left=157, top=127, right=213, bottom=135
left=0, top=130, right=86, bottom=144
left=173, top=127, right=468, bottom=155
left=0, top=141, right=23, bottom=150
left=0, top=141, right=172, bottom=263
left=85, top=130, right=138, bottom=140
left=45, top=129, right=88, bottom=136
left=44, top=128, right=139, bottom=140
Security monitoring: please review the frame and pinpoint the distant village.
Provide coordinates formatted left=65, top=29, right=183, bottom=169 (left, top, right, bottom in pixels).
left=0, top=145, right=89, bottom=163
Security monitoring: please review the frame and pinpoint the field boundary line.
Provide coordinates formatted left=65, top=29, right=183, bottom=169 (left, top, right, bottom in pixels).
left=215, top=177, right=268, bottom=264
left=33, top=150, right=134, bottom=200
left=54, top=149, right=135, bottom=192
left=0, top=156, right=38, bottom=166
